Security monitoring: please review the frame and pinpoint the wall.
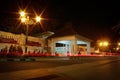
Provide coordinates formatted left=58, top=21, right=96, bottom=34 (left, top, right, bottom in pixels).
left=0, top=31, right=45, bottom=53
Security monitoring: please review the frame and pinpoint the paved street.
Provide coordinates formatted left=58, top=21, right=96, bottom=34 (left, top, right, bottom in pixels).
left=0, top=56, right=120, bottom=80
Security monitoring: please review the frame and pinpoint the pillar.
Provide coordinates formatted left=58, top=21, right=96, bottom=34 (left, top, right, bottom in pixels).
left=51, top=39, right=55, bottom=55
left=86, top=42, right=90, bottom=54
left=71, top=39, right=77, bottom=54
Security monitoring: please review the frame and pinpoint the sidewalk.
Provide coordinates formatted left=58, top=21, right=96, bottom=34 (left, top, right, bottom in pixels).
left=0, top=59, right=120, bottom=80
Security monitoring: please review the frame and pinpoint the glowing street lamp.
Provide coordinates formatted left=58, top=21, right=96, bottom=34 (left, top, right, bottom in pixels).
left=21, top=17, right=27, bottom=23
left=103, top=41, right=109, bottom=47
left=116, top=42, right=120, bottom=52
left=19, top=10, right=41, bottom=53
left=35, top=16, right=41, bottom=22
left=99, top=42, right=103, bottom=47
left=98, top=40, right=109, bottom=52
left=99, top=41, right=109, bottom=47
left=20, top=11, right=26, bottom=17
left=118, top=42, right=120, bottom=46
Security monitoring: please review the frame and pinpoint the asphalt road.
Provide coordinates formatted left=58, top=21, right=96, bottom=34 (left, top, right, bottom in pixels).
left=0, top=56, right=120, bottom=80
left=0, top=60, right=79, bottom=73
left=60, top=59, right=120, bottom=80
left=0, top=56, right=118, bottom=73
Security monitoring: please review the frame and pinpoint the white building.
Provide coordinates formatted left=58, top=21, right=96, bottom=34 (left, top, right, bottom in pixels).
left=0, top=25, right=93, bottom=56
left=47, top=25, right=93, bottom=56
left=0, top=31, right=45, bottom=54
left=48, top=34, right=92, bottom=56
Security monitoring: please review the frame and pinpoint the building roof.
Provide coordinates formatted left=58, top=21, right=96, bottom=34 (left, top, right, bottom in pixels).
left=48, top=22, right=93, bottom=41
left=48, top=23, right=76, bottom=38
left=33, top=31, right=54, bottom=39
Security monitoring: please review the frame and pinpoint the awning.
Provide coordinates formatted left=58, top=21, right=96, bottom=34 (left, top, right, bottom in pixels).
left=27, top=41, right=41, bottom=46
left=0, top=37, right=17, bottom=44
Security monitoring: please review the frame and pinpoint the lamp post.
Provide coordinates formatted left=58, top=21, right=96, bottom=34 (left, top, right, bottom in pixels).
left=19, top=11, right=41, bottom=54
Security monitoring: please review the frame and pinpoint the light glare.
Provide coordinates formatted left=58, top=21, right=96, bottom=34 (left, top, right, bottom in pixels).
left=99, top=42, right=103, bottom=46
left=118, top=42, right=120, bottom=46
left=99, top=41, right=109, bottom=47
left=21, top=17, right=26, bottom=22
left=35, top=16, right=41, bottom=22
left=103, top=41, right=108, bottom=46
left=20, top=11, right=25, bottom=17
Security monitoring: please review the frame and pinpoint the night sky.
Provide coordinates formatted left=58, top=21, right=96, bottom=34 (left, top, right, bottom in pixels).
left=0, top=0, right=120, bottom=41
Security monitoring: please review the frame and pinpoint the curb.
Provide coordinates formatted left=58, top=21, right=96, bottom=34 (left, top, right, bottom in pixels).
left=0, top=58, right=35, bottom=62
left=0, top=57, right=69, bottom=62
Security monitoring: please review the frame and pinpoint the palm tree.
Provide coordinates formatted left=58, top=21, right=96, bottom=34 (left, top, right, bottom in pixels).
left=112, top=23, right=120, bottom=42
left=110, top=23, right=120, bottom=53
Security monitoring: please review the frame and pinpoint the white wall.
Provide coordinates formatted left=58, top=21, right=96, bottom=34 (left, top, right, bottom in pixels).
left=0, top=31, right=45, bottom=53
left=48, top=34, right=92, bottom=56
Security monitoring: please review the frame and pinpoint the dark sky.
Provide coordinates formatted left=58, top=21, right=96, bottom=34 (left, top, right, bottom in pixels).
left=0, top=0, right=120, bottom=41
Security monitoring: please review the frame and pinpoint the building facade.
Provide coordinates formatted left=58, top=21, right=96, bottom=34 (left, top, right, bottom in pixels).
left=0, top=30, right=92, bottom=56
left=48, top=34, right=92, bottom=56
left=0, top=31, right=45, bottom=55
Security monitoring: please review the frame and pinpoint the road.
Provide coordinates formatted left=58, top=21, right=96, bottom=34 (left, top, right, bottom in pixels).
left=0, top=56, right=120, bottom=80
left=57, top=58, right=120, bottom=80
left=0, top=56, right=117, bottom=73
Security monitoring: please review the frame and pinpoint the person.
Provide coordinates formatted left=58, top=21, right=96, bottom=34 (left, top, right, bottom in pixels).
left=16, top=45, right=23, bottom=56
left=78, top=51, right=81, bottom=56
left=4, top=46, right=8, bottom=54
left=9, top=45, right=14, bottom=54
left=55, top=51, right=58, bottom=56
left=67, top=51, right=70, bottom=56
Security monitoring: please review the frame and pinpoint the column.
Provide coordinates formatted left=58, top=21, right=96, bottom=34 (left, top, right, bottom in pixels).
left=86, top=42, right=90, bottom=54
left=71, top=40, right=77, bottom=54
left=51, top=39, right=55, bottom=55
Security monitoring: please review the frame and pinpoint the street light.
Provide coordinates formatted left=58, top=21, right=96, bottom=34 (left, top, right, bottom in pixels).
left=118, top=42, right=120, bottom=46
left=116, top=42, right=120, bottom=51
left=20, top=11, right=25, bottom=17
left=98, top=41, right=109, bottom=52
left=99, top=41, right=109, bottom=47
left=19, top=11, right=41, bottom=54
left=35, top=16, right=41, bottom=22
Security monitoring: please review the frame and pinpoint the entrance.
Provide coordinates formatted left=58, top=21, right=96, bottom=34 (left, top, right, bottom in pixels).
left=55, top=40, right=71, bottom=56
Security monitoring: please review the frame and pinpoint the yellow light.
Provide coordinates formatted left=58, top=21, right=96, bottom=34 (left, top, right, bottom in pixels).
left=35, top=16, right=41, bottom=22
left=99, top=42, right=103, bottom=46
left=20, top=11, right=25, bottom=17
left=103, top=41, right=108, bottom=46
left=116, top=47, right=119, bottom=50
left=21, top=17, right=26, bottom=23
left=118, top=42, right=120, bottom=46
left=99, top=41, right=109, bottom=47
